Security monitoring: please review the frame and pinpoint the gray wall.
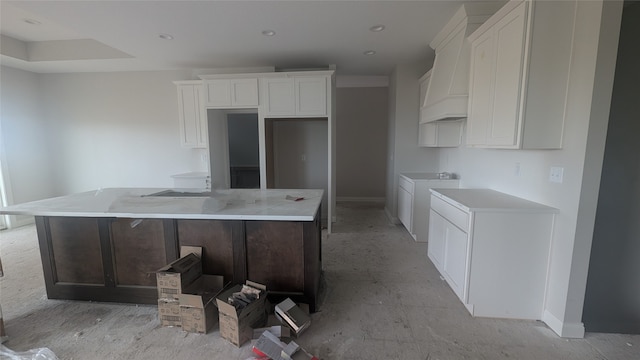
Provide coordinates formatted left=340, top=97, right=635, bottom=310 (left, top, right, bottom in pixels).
left=271, top=119, right=328, bottom=218
left=583, top=1, right=640, bottom=334
left=335, top=86, right=388, bottom=200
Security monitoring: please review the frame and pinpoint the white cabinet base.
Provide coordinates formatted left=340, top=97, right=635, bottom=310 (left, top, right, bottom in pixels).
left=428, top=188, right=557, bottom=320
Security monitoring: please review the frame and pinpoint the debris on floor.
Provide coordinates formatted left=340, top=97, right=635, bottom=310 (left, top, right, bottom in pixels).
left=274, top=298, right=311, bottom=337
left=0, top=344, right=60, bottom=360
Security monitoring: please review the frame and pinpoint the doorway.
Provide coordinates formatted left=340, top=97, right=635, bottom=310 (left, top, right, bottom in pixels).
left=265, top=118, right=329, bottom=220
left=207, top=110, right=260, bottom=189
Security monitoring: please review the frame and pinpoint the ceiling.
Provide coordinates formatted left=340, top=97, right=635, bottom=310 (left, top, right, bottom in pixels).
left=1, top=0, right=484, bottom=76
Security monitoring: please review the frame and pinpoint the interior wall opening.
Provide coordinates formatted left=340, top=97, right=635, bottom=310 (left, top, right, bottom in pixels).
left=265, top=118, right=329, bottom=222
left=207, top=109, right=260, bottom=190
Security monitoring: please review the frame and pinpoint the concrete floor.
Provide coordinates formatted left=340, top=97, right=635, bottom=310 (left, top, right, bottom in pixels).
left=0, top=202, right=638, bottom=359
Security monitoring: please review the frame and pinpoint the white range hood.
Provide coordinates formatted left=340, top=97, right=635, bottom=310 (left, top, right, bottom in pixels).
left=421, top=3, right=502, bottom=123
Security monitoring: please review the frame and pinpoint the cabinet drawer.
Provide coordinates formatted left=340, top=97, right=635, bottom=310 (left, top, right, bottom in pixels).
left=430, top=195, right=469, bottom=232
left=398, top=176, right=414, bottom=193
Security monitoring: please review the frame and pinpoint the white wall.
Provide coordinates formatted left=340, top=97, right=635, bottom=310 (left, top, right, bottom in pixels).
left=436, top=0, right=622, bottom=337
left=0, top=66, right=56, bottom=227
left=37, top=70, right=202, bottom=194
left=385, top=62, right=440, bottom=222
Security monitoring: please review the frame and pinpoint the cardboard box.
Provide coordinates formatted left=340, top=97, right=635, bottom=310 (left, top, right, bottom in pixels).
left=216, top=281, right=268, bottom=347
left=158, top=298, right=182, bottom=327
left=275, top=298, right=311, bottom=336
left=156, top=252, right=202, bottom=299
left=178, top=274, right=225, bottom=334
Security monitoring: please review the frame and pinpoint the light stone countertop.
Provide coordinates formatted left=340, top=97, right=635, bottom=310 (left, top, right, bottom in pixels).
left=430, top=188, right=558, bottom=213
left=0, top=188, right=323, bottom=221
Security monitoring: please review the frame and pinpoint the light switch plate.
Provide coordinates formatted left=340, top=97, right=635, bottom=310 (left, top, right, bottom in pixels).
left=549, top=166, right=564, bottom=183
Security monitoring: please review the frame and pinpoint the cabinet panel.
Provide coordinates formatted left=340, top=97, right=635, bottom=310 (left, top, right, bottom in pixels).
left=245, top=221, right=304, bottom=292
left=205, top=79, right=232, bottom=107
left=295, top=77, right=327, bottom=116
left=264, top=78, right=295, bottom=116
left=176, top=84, right=207, bottom=148
left=231, top=78, right=259, bottom=106
left=398, top=186, right=413, bottom=233
left=418, top=122, right=438, bottom=147
left=110, top=218, right=168, bottom=287
left=467, top=32, right=494, bottom=145
left=49, top=217, right=104, bottom=284
left=177, top=219, right=235, bottom=283
left=427, top=210, right=447, bottom=272
left=488, top=6, right=527, bottom=146
left=443, top=221, right=469, bottom=301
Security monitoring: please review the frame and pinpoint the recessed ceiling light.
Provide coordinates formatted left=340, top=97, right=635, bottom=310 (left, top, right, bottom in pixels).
left=23, top=18, right=42, bottom=25
left=363, top=50, right=376, bottom=56
left=159, top=33, right=174, bottom=40
left=262, top=30, right=276, bottom=36
left=369, top=25, right=385, bottom=32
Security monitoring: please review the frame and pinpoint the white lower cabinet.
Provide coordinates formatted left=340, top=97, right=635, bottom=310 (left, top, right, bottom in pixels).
left=398, top=173, right=459, bottom=242
left=428, top=188, right=557, bottom=320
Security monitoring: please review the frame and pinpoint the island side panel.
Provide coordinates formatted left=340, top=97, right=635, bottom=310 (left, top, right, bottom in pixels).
left=176, top=219, right=242, bottom=284
left=245, top=221, right=305, bottom=293
left=110, top=218, right=168, bottom=287
left=303, top=205, right=322, bottom=312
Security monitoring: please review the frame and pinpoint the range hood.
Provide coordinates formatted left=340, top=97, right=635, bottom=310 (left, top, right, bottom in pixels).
left=421, top=3, right=501, bottom=122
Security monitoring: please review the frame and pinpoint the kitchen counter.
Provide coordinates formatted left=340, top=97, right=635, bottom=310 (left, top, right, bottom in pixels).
left=2, top=188, right=323, bottom=310
left=430, top=188, right=558, bottom=213
left=0, top=188, right=323, bottom=221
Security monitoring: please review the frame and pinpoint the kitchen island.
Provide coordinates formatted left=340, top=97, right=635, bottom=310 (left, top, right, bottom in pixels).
left=0, top=188, right=323, bottom=311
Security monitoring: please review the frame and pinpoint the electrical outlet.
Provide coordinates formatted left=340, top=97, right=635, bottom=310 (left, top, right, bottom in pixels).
left=514, top=162, right=521, bottom=177
left=549, top=166, right=564, bottom=183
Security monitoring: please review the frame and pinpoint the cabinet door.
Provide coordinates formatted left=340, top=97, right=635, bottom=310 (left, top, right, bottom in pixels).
left=204, top=79, right=232, bottom=107
left=230, top=78, right=259, bottom=107
left=443, top=220, right=469, bottom=301
left=295, top=76, right=327, bottom=116
left=264, top=78, right=295, bottom=116
left=397, top=186, right=413, bottom=233
left=487, top=2, right=527, bottom=147
left=427, top=210, right=447, bottom=273
left=177, top=84, right=206, bottom=148
left=418, top=122, right=438, bottom=147
left=467, top=30, right=495, bottom=146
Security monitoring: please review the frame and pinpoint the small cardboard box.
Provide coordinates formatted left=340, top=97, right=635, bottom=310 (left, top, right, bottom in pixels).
left=158, top=298, right=182, bottom=327
left=216, top=281, right=268, bottom=347
left=156, top=252, right=202, bottom=299
left=178, top=274, right=225, bottom=334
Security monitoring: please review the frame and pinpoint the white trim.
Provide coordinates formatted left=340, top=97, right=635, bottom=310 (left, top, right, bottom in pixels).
left=335, top=76, right=389, bottom=88
left=336, top=196, right=385, bottom=203
left=542, top=310, right=585, bottom=338
left=384, top=206, right=401, bottom=225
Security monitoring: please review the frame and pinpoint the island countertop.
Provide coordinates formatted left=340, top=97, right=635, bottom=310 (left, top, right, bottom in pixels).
left=0, top=188, right=324, bottom=221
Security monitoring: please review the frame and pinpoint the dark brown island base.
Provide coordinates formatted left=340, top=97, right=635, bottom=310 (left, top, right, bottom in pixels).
left=2, top=188, right=323, bottom=312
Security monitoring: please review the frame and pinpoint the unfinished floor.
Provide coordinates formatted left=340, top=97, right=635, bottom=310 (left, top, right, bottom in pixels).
left=0, top=202, right=638, bottom=360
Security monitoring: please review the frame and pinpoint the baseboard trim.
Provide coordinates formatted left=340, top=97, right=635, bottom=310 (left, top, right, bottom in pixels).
left=542, top=310, right=585, bottom=338
left=384, top=206, right=400, bottom=225
left=7, top=215, right=34, bottom=229
left=336, top=196, right=385, bottom=203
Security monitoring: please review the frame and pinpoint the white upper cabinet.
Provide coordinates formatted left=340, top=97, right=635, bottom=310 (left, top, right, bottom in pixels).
left=203, top=78, right=259, bottom=108
left=263, top=75, right=328, bottom=117
left=175, top=81, right=207, bottom=148
left=467, top=0, right=576, bottom=149
left=263, top=77, right=295, bottom=115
